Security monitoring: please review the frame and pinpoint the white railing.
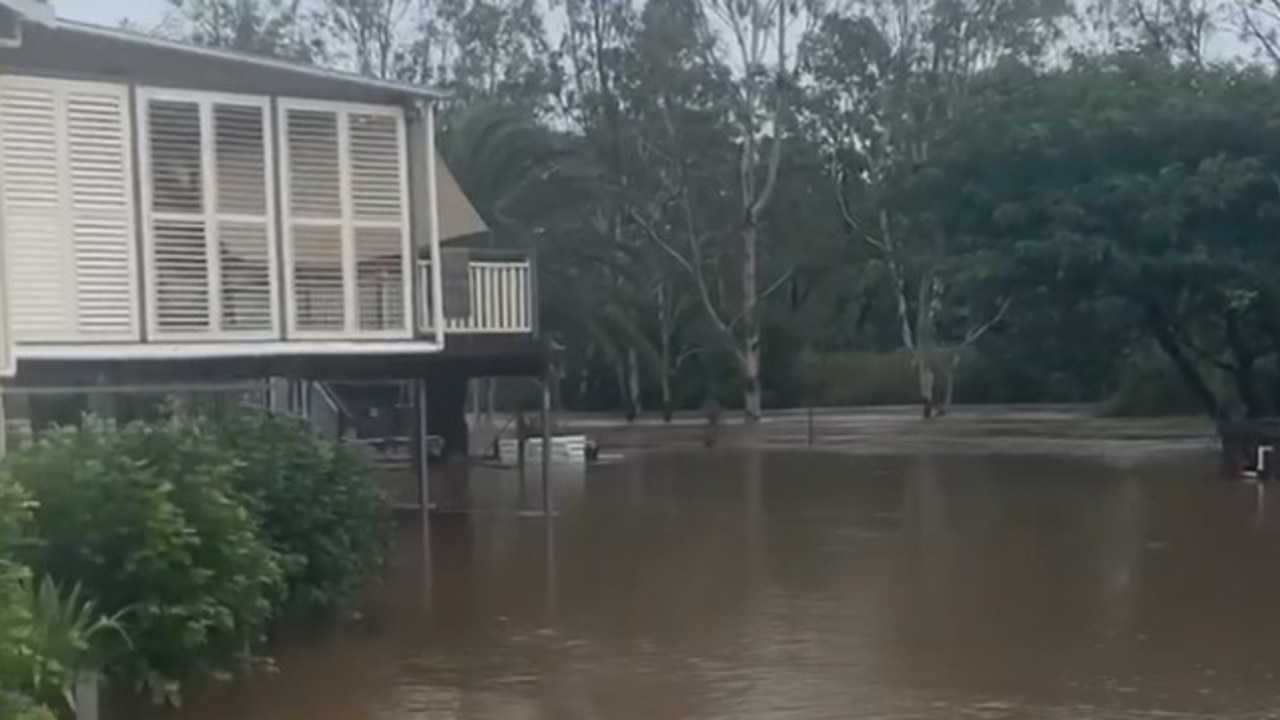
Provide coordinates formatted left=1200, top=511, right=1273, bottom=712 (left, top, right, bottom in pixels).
left=419, top=259, right=534, bottom=334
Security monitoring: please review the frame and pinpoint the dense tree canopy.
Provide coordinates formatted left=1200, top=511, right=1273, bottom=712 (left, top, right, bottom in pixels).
left=158, top=0, right=1280, bottom=419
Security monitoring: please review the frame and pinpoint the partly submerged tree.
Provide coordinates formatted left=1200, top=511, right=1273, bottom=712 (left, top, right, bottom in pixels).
left=916, top=56, right=1280, bottom=419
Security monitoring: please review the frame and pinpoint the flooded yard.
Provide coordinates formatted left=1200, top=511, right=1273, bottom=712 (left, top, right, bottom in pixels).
left=134, top=410, right=1280, bottom=719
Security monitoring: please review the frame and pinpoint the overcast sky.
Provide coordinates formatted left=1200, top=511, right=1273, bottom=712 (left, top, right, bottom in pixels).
left=49, top=0, right=1255, bottom=62
left=56, top=0, right=167, bottom=26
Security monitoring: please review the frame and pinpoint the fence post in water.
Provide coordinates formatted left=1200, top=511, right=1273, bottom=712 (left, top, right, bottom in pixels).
left=807, top=405, right=815, bottom=447
left=540, top=377, right=552, bottom=515
left=516, top=410, right=527, bottom=480
left=413, top=379, right=431, bottom=516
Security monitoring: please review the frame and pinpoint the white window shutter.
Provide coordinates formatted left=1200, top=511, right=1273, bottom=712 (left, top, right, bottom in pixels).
left=350, top=113, right=408, bottom=332
left=0, top=77, right=139, bottom=343
left=0, top=236, right=12, bottom=378
left=282, top=108, right=345, bottom=333
left=145, top=98, right=209, bottom=335
left=281, top=101, right=410, bottom=339
left=139, top=90, right=277, bottom=340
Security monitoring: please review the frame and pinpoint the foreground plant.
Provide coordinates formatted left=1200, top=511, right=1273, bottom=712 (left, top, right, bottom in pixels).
left=216, top=410, right=389, bottom=616
left=23, top=576, right=130, bottom=711
left=0, top=461, right=56, bottom=720
left=6, top=416, right=283, bottom=704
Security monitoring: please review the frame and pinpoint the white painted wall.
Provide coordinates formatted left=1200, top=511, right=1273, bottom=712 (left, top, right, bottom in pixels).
left=0, top=73, right=433, bottom=359
left=0, top=207, right=12, bottom=378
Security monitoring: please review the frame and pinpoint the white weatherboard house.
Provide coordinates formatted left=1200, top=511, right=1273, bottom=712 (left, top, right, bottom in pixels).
left=0, top=0, right=538, bottom=394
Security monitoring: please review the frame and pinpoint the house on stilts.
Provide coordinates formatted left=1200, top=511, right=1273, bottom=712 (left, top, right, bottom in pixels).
left=0, top=0, right=546, bottom=487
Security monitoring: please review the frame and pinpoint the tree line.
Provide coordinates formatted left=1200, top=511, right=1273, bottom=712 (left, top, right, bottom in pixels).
left=160, top=0, right=1280, bottom=420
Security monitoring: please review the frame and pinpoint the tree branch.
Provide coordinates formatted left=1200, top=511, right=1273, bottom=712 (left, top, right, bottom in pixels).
left=628, top=207, right=737, bottom=345
left=961, top=295, right=1013, bottom=347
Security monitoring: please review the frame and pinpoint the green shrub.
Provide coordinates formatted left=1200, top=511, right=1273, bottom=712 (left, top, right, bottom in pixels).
left=5, top=416, right=283, bottom=704
left=0, top=455, right=59, bottom=720
left=0, top=693, right=56, bottom=720
left=216, top=411, right=388, bottom=616
left=0, top=471, right=35, bottom=707
left=1103, top=344, right=1236, bottom=417
left=23, top=576, right=130, bottom=711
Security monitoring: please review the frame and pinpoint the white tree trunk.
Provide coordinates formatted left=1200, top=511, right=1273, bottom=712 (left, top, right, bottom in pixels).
left=660, top=367, right=674, bottom=423
left=658, top=282, right=675, bottom=423
left=741, top=223, right=763, bottom=421
left=941, top=352, right=961, bottom=416
left=917, top=361, right=937, bottom=419
left=914, top=271, right=940, bottom=419
left=626, top=347, right=642, bottom=421
left=742, top=350, right=763, bottom=420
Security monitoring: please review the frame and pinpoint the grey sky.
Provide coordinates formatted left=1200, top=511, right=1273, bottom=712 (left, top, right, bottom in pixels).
left=56, top=0, right=166, bottom=26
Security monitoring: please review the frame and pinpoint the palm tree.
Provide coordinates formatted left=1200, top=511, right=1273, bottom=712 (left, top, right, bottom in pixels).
left=436, top=103, right=663, bottom=415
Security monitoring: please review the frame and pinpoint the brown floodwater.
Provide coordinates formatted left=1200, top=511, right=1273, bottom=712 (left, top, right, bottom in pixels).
left=133, top=414, right=1280, bottom=720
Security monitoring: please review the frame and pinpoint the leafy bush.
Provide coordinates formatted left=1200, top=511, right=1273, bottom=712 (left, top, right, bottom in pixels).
left=0, top=405, right=390, bottom=707
left=1, top=472, right=36, bottom=712
left=1103, top=344, right=1237, bottom=417
left=0, top=694, right=56, bottom=720
left=5, top=416, right=283, bottom=704
left=797, top=350, right=920, bottom=407
left=216, top=411, right=388, bottom=616
left=23, top=577, right=129, bottom=711
left=0, top=458, right=59, bottom=720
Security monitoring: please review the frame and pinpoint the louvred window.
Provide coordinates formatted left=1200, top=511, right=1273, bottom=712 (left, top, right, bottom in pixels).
left=0, top=77, right=139, bottom=343
left=138, top=90, right=278, bottom=340
left=280, top=101, right=410, bottom=339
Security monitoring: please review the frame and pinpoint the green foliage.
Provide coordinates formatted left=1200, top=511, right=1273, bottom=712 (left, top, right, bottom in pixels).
left=5, top=416, right=283, bottom=704
left=0, top=472, right=35, bottom=709
left=907, top=56, right=1280, bottom=419
left=0, top=459, right=59, bottom=720
left=22, top=577, right=130, bottom=712
left=1103, top=345, right=1239, bottom=417
left=162, top=0, right=1280, bottom=419
left=0, top=406, right=391, bottom=707
left=215, top=411, right=388, bottom=616
left=164, top=0, right=325, bottom=61
left=798, top=351, right=920, bottom=407
left=0, top=694, right=56, bottom=720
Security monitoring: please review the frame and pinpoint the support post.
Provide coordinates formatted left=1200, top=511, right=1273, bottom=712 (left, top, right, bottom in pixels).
left=407, top=380, right=433, bottom=609
left=413, top=378, right=431, bottom=516
left=541, top=377, right=552, bottom=515
left=469, top=378, right=480, bottom=452
left=0, top=385, right=7, bottom=462
left=516, top=410, right=527, bottom=480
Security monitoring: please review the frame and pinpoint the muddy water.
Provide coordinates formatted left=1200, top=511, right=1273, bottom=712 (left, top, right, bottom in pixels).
left=142, top=430, right=1280, bottom=719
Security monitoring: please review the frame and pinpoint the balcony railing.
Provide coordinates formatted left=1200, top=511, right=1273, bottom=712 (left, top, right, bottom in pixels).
left=418, top=255, right=534, bottom=335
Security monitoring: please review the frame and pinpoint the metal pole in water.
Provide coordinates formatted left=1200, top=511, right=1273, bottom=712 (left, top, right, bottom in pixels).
left=415, top=378, right=431, bottom=518
left=516, top=410, right=527, bottom=481
left=540, top=377, right=552, bottom=516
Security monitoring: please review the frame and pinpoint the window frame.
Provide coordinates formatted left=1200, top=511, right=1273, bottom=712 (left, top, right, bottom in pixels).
left=277, top=98, right=413, bottom=341
left=135, top=87, right=280, bottom=342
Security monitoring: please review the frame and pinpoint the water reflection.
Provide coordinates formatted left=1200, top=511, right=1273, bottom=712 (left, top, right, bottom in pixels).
left=133, top=447, right=1280, bottom=720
